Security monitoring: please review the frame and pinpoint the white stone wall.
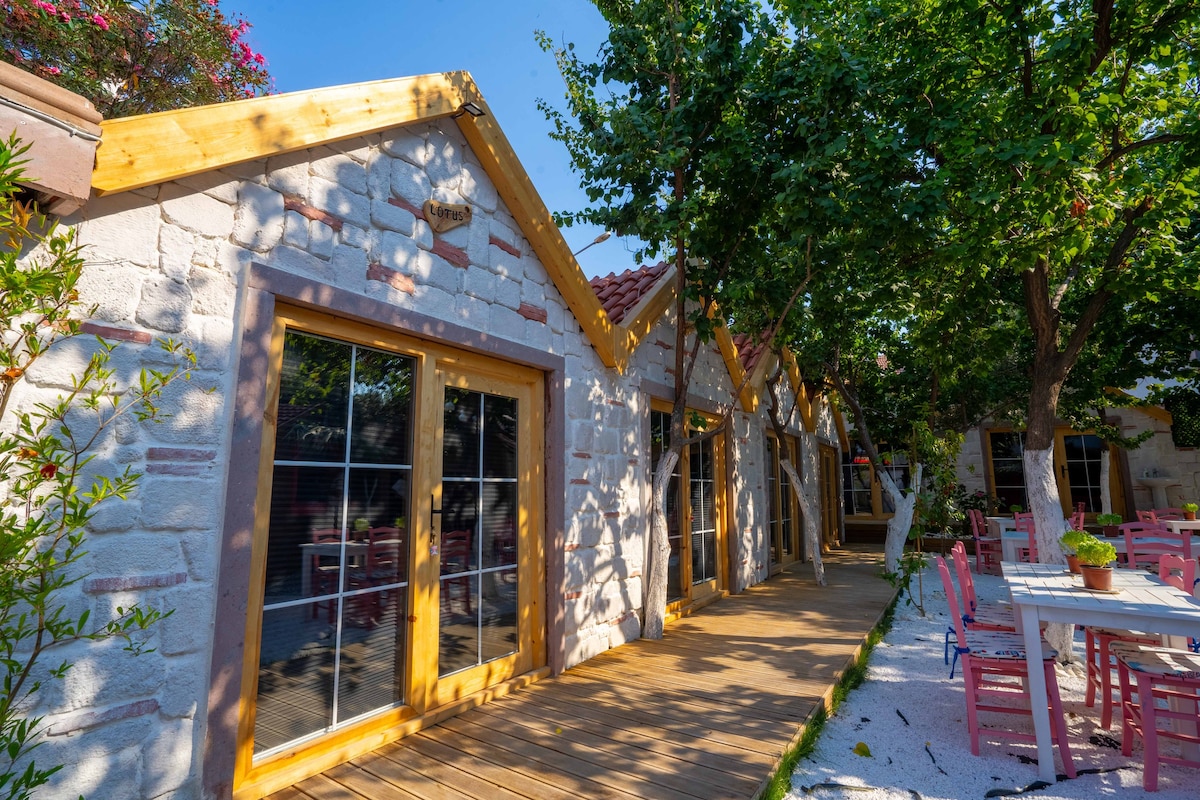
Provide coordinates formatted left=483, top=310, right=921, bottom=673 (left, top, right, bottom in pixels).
left=20, top=118, right=630, bottom=798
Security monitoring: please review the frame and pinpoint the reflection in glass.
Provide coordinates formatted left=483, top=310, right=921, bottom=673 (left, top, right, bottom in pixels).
left=256, top=331, right=414, bottom=755
left=483, top=482, right=517, bottom=569
left=439, top=573, right=480, bottom=676
left=651, top=411, right=684, bottom=601
left=255, top=603, right=335, bottom=753
left=690, top=436, right=717, bottom=584
left=989, top=431, right=1028, bottom=511
left=481, top=567, right=518, bottom=663
left=442, top=388, right=480, bottom=479
left=483, top=395, right=518, bottom=477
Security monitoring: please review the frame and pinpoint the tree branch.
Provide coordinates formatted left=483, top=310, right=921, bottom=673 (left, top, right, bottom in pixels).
left=1095, top=133, right=1186, bottom=172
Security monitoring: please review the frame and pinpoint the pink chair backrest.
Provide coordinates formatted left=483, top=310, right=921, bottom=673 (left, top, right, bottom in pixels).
left=1014, top=511, right=1035, bottom=532
left=1069, top=510, right=1085, bottom=531
left=1122, top=523, right=1192, bottom=569
left=968, top=508, right=987, bottom=539
left=1158, top=554, right=1197, bottom=592
left=950, top=542, right=978, bottom=614
left=1136, top=509, right=1156, bottom=523
left=1153, top=507, right=1183, bottom=521
left=936, top=556, right=969, bottom=644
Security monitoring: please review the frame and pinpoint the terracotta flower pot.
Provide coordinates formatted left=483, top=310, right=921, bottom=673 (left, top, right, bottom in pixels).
left=1080, top=565, right=1113, bottom=592
left=1065, top=554, right=1081, bottom=574
left=1102, top=525, right=1120, bottom=538
left=1185, top=511, right=1197, bottom=521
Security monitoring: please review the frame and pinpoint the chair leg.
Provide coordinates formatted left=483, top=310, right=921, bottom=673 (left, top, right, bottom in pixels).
left=963, top=661, right=982, bottom=756
left=1085, top=628, right=1098, bottom=708
left=1117, top=659, right=1136, bottom=757
left=1099, top=635, right=1115, bottom=729
left=1045, top=662, right=1077, bottom=779
left=1139, top=673, right=1159, bottom=792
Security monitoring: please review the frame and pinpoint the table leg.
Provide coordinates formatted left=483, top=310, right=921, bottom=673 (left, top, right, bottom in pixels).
left=1019, top=603, right=1057, bottom=783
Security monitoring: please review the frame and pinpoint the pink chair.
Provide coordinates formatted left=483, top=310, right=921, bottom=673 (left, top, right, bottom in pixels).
left=950, top=542, right=1015, bottom=630
left=936, top=557, right=1077, bottom=777
left=1153, top=507, right=1184, bottom=521
left=968, top=509, right=1002, bottom=575
left=1069, top=510, right=1085, bottom=531
left=1120, top=522, right=1191, bottom=570
left=1014, top=512, right=1037, bottom=562
left=309, top=527, right=343, bottom=622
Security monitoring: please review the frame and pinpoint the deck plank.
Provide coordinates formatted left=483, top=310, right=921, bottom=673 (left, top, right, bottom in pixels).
left=268, top=545, right=893, bottom=800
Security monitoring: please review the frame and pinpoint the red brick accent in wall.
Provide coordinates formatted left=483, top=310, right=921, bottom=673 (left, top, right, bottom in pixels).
left=432, top=239, right=470, bottom=269
left=47, top=698, right=161, bottom=736
left=489, top=235, right=521, bottom=258
left=80, top=322, right=152, bottom=344
left=387, top=195, right=426, bottom=219
left=84, top=572, right=188, bottom=594
left=572, top=452, right=592, bottom=459
left=518, top=302, right=547, bottom=323
left=284, top=195, right=343, bottom=231
left=367, top=262, right=416, bottom=295
left=148, top=448, right=217, bottom=462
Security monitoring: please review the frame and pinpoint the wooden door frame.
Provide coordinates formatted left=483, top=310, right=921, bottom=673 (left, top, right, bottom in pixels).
left=819, top=443, right=841, bottom=550
left=220, top=293, right=553, bottom=800
left=766, top=432, right=801, bottom=572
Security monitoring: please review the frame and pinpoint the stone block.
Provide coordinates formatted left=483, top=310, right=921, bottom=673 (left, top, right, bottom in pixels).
left=138, top=476, right=220, bottom=531
left=309, top=220, right=335, bottom=260
left=265, top=149, right=312, bottom=196
left=371, top=197, right=417, bottom=235
left=425, top=129, right=463, bottom=188
left=423, top=252, right=464, bottom=294
left=495, top=276, right=522, bottom=311
left=185, top=316, right=235, bottom=373
left=141, top=716, right=196, bottom=798
left=159, top=184, right=235, bottom=238
left=389, top=159, right=432, bottom=213
left=521, top=279, right=547, bottom=308
left=158, top=225, right=195, bottom=282
left=455, top=293, right=491, bottom=330
left=73, top=192, right=162, bottom=269
left=381, top=128, right=429, bottom=166
left=159, top=587, right=213, bottom=656
left=136, top=275, right=193, bottom=334
left=331, top=244, right=369, bottom=285
left=462, top=264, right=496, bottom=303
left=283, top=209, right=308, bottom=249
left=39, top=736, right=143, bottom=799
left=413, top=219, right=434, bottom=250
left=545, top=301, right=565, bottom=335
left=521, top=319, right=552, bottom=352
left=174, top=170, right=240, bottom=204
left=268, top=244, right=335, bottom=284
left=310, top=152, right=367, bottom=195
left=310, top=176, right=370, bottom=229
left=215, top=241, right=254, bottom=278
left=180, top=532, right=217, bottom=585
left=366, top=149, right=391, bottom=199
left=60, top=636, right=166, bottom=710
left=88, top=499, right=141, bottom=533
left=144, top=380, right=224, bottom=445
left=76, top=261, right=145, bottom=323
left=460, top=161, right=498, bottom=212
left=340, top=224, right=369, bottom=249
left=490, top=304, right=525, bottom=342
left=411, top=285, right=456, bottom=320
left=232, top=182, right=285, bottom=252
left=375, top=230, right=421, bottom=273
left=189, top=268, right=235, bottom=318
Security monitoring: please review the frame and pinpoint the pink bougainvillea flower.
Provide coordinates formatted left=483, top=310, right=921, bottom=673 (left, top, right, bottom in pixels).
left=92, top=13, right=109, bottom=31
left=46, top=65, right=61, bottom=75
left=254, top=53, right=266, bottom=65
left=40, top=463, right=58, bottom=479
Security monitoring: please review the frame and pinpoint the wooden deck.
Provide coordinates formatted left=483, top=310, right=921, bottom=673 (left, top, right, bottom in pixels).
left=270, top=544, right=894, bottom=800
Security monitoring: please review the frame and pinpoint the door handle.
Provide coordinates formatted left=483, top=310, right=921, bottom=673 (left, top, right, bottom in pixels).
left=430, top=495, right=441, bottom=555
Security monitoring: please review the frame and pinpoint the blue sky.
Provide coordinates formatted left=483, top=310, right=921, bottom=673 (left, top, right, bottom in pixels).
left=228, top=0, right=641, bottom=279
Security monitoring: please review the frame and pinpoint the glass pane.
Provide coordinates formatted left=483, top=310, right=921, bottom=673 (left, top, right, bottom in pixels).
left=703, top=532, right=717, bottom=582
left=265, top=466, right=344, bottom=605
left=346, top=467, right=410, bottom=538
left=482, top=482, right=517, bottom=569
left=276, top=333, right=351, bottom=463
left=989, top=432, right=1025, bottom=461
left=481, top=567, right=518, bottom=663
left=441, top=483, right=479, bottom=574
left=667, top=529, right=683, bottom=602
left=439, top=573, right=480, bottom=676
left=255, top=603, right=335, bottom=752
left=350, top=348, right=414, bottom=465
left=442, top=388, right=480, bottom=478
left=337, top=586, right=406, bottom=719
left=483, top=394, right=518, bottom=478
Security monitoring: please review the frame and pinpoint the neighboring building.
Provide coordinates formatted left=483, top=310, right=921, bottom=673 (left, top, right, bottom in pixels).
left=956, top=406, right=1200, bottom=519
left=5, top=69, right=845, bottom=799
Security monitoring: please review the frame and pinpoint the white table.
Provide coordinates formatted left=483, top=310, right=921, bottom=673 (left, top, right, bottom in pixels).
left=1162, top=518, right=1200, bottom=534
left=1004, top=561, right=1200, bottom=783
left=986, top=516, right=1018, bottom=537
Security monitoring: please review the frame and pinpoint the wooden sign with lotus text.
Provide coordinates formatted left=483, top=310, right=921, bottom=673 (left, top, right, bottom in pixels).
left=423, top=200, right=472, bottom=233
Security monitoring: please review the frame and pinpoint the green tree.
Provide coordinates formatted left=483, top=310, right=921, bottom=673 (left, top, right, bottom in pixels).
left=539, top=0, right=803, bottom=635
left=800, top=0, right=1200, bottom=568
left=0, top=136, right=195, bottom=799
left=1, top=0, right=271, bottom=117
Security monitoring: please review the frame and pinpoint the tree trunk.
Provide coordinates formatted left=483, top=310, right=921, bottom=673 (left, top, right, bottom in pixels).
left=780, top=443, right=825, bottom=586
left=879, top=463, right=923, bottom=575
left=643, top=448, right=680, bottom=639
left=1100, top=445, right=1112, bottom=515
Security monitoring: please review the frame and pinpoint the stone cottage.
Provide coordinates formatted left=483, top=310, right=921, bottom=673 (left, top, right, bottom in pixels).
left=4, top=67, right=844, bottom=799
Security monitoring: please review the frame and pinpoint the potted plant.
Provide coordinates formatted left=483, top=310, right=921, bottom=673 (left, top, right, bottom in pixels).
left=1182, top=502, right=1198, bottom=521
left=1059, top=529, right=1090, bottom=574
left=1075, top=535, right=1118, bottom=591
left=1096, top=512, right=1123, bottom=537
left=1008, top=504, right=1023, bottom=516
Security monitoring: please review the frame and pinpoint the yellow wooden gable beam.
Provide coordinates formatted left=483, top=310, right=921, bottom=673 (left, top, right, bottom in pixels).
left=780, top=347, right=817, bottom=433
left=714, top=326, right=758, bottom=414
left=92, top=71, right=626, bottom=369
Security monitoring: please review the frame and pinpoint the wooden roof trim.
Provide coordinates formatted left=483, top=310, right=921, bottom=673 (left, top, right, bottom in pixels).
left=620, top=264, right=678, bottom=359
left=780, top=347, right=817, bottom=433
left=1104, top=387, right=1173, bottom=425
left=714, top=326, right=757, bottom=413
left=92, top=71, right=624, bottom=369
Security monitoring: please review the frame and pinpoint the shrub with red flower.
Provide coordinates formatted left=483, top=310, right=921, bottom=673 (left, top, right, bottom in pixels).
left=0, top=0, right=272, bottom=117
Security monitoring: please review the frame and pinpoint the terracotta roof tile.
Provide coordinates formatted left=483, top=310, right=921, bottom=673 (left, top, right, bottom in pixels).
left=589, top=262, right=671, bottom=324
left=732, top=332, right=769, bottom=373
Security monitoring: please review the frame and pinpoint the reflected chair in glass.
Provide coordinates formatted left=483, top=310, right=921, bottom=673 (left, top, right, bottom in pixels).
left=440, top=529, right=473, bottom=615
left=936, top=557, right=1077, bottom=777
left=310, top=527, right=342, bottom=623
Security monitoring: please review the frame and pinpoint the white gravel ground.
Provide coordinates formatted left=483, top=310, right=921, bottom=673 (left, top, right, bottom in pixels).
left=787, top=560, right=1197, bottom=800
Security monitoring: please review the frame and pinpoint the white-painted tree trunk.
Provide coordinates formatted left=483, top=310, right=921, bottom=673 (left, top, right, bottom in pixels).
left=879, top=463, right=923, bottom=575
left=643, top=449, right=680, bottom=640
left=1023, top=445, right=1075, bottom=661
left=1100, top=446, right=1112, bottom=515
left=781, top=438, right=825, bottom=586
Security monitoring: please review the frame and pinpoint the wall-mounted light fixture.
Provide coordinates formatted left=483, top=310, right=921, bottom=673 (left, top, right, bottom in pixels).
left=572, top=231, right=612, bottom=257
left=452, top=102, right=486, bottom=119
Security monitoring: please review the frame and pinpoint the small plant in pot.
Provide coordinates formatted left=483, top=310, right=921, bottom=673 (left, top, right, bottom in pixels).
left=1096, top=512, right=1123, bottom=537
left=1183, top=502, right=1198, bottom=521
left=1075, top=535, right=1118, bottom=591
left=1059, top=529, right=1091, bottom=574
